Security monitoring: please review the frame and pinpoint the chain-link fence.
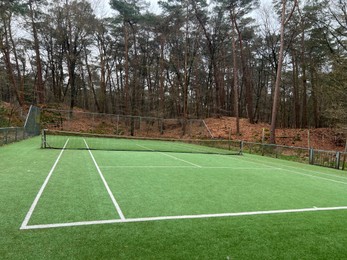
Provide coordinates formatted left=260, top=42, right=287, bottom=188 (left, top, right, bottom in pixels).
left=41, top=109, right=212, bottom=139
left=40, top=108, right=347, bottom=171
left=309, top=149, right=347, bottom=171
left=0, top=105, right=41, bottom=147
left=0, top=127, right=27, bottom=146
left=243, top=141, right=346, bottom=171
left=243, top=142, right=310, bottom=164
left=24, top=105, right=41, bottom=136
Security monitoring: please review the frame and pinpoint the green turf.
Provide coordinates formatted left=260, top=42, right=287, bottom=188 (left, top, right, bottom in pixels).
left=1, top=137, right=347, bottom=259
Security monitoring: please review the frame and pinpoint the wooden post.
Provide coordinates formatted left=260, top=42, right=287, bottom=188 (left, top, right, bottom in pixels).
left=262, top=128, right=265, bottom=144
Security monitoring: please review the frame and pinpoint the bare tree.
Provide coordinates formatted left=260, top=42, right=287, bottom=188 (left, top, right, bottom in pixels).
left=269, top=0, right=298, bottom=144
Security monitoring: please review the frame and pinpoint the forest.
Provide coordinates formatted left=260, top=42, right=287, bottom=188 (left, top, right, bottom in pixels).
left=0, top=0, right=347, bottom=138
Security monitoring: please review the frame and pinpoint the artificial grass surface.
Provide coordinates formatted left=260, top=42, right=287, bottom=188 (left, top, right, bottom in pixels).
left=1, top=137, right=347, bottom=259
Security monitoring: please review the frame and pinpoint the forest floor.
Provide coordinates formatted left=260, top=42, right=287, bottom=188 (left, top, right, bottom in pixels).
left=47, top=111, right=346, bottom=152
left=1, top=101, right=346, bottom=152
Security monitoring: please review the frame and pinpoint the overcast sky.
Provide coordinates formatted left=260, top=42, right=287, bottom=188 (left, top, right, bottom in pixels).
left=89, top=0, right=273, bottom=18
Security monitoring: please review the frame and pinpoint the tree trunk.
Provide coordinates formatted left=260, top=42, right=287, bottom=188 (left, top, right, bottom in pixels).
left=235, top=21, right=254, bottom=124
left=159, top=35, right=165, bottom=118
left=292, top=50, right=301, bottom=128
left=310, top=66, right=319, bottom=127
left=231, top=13, right=240, bottom=134
left=270, top=1, right=286, bottom=144
left=270, top=0, right=297, bottom=144
left=0, top=16, right=23, bottom=106
left=29, top=0, right=44, bottom=104
left=124, top=22, right=130, bottom=115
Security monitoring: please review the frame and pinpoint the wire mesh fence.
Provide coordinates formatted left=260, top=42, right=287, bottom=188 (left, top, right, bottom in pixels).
left=0, top=127, right=27, bottom=146
left=243, top=142, right=310, bottom=164
left=0, top=105, right=41, bottom=147
left=243, top=141, right=346, bottom=171
left=40, top=109, right=212, bottom=139
left=40, top=108, right=347, bottom=171
left=24, top=105, right=41, bottom=136
left=309, top=149, right=347, bottom=171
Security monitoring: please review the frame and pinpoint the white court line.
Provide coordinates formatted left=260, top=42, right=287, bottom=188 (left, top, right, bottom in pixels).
left=136, top=144, right=202, bottom=168
left=100, top=165, right=278, bottom=170
left=234, top=156, right=347, bottom=185
left=21, top=206, right=347, bottom=230
left=269, top=163, right=347, bottom=180
left=100, top=165, right=195, bottom=168
left=84, top=139, right=125, bottom=220
left=278, top=168, right=347, bottom=185
left=20, top=139, right=69, bottom=230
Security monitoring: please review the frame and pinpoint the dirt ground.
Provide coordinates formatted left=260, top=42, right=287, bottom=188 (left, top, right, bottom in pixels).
left=47, top=111, right=346, bottom=152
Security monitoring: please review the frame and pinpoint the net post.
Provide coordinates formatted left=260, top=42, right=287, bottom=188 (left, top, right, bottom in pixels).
left=41, top=129, right=47, bottom=148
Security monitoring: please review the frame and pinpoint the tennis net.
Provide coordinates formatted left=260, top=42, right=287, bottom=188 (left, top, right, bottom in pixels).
left=41, top=130, right=243, bottom=155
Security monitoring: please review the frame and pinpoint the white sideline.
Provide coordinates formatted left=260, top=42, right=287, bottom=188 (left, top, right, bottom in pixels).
left=83, top=139, right=125, bottom=220
left=233, top=156, right=347, bottom=185
left=136, top=144, right=202, bottom=168
left=20, top=139, right=69, bottom=230
left=21, top=206, right=347, bottom=230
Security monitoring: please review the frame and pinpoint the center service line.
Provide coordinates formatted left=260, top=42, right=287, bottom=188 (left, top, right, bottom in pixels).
left=136, top=144, right=202, bottom=168
left=83, top=139, right=125, bottom=220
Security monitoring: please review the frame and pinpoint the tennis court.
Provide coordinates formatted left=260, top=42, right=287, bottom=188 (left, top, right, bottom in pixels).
left=2, top=135, right=347, bottom=258
left=20, top=132, right=347, bottom=230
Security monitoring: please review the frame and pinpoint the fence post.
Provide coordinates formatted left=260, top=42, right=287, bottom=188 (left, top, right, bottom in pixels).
left=335, top=152, right=341, bottom=169
left=240, top=140, right=244, bottom=155
left=5, top=128, right=8, bottom=144
left=309, top=148, right=314, bottom=165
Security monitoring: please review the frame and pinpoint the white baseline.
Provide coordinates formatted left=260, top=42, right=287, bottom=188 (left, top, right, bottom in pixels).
left=21, top=205, right=347, bottom=230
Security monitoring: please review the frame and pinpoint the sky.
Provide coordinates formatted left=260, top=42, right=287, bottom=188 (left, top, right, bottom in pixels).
left=89, top=0, right=273, bottom=18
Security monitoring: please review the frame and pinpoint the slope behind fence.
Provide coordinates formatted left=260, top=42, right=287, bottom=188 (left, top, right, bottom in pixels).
left=40, top=109, right=346, bottom=171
